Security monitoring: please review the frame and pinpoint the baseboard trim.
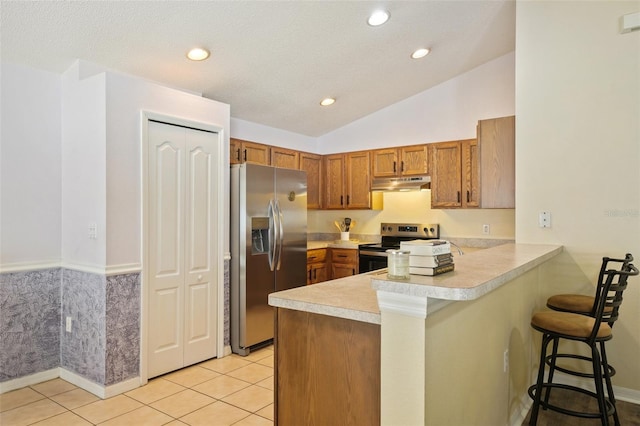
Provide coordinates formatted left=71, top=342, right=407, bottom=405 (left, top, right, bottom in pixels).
left=554, top=372, right=640, bottom=405
left=223, top=345, right=232, bottom=357
left=59, top=369, right=141, bottom=399
left=0, top=369, right=60, bottom=394
left=509, top=391, right=533, bottom=426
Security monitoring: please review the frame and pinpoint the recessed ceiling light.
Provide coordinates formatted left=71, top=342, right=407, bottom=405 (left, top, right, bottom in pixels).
left=368, top=10, right=390, bottom=26
left=411, top=48, right=431, bottom=59
left=320, top=98, right=336, bottom=106
left=187, top=47, right=210, bottom=61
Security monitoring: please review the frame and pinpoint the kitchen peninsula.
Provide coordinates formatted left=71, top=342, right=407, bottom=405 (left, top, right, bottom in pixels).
left=269, top=243, right=563, bottom=425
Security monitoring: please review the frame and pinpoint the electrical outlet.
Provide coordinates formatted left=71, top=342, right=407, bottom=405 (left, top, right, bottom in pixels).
left=88, top=223, right=97, bottom=239
left=482, top=224, right=490, bottom=235
left=503, top=349, right=509, bottom=373
left=66, top=316, right=72, bottom=333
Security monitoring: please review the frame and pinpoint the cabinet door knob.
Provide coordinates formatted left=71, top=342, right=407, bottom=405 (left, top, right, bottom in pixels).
left=457, top=191, right=461, bottom=203
left=393, top=161, right=396, bottom=173
left=197, top=275, right=203, bottom=281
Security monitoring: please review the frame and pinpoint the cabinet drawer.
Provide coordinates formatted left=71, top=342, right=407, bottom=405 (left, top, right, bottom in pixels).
left=307, top=248, right=327, bottom=263
left=331, top=248, right=357, bottom=263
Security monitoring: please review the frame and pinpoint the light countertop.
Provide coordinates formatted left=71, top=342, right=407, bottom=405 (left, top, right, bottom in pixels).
left=307, top=240, right=360, bottom=250
left=270, top=243, right=562, bottom=325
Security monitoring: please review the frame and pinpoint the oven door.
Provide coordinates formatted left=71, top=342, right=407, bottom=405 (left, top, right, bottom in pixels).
left=358, top=249, right=388, bottom=274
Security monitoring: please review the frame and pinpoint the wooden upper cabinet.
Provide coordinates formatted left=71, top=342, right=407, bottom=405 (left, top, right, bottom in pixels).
left=300, top=152, right=323, bottom=210
left=271, top=146, right=299, bottom=169
left=430, top=141, right=464, bottom=208
left=431, top=115, right=515, bottom=209
left=371, top=145, right=429, bottom=178
left=477, top=116, right=515, bottom=208
left=371, top=148, right=399, bottom=177
left=400, top=145, right=429, bottom=176
left=324, top=154, right=346, bottom=209
left=323, top=151, right=373, bottom=210
left=462, top=139, right=479, bottom=208
left=346, top=151, right=372, bottom=209
left=230, top=138, right=270, bottom=165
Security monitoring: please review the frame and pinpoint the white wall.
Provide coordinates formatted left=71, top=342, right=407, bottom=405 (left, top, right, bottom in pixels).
left=231, top=117, right=317, bottom=152
left=317, top=52, right=515, bottom=153
left=104, top=68, right=230, bottom=268
left=516, top=0, right=640, bottom=391
left=1, top=63, right=62, bottom=267
left=61, top=62, right=107, bottom=269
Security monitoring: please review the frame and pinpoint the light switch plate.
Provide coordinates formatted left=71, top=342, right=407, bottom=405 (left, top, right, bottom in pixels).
left=539, top=211, right=551, bottom=228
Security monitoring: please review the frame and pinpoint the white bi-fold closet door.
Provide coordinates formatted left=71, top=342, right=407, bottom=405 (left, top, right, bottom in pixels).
left=147, top=120, right=218, bottom=378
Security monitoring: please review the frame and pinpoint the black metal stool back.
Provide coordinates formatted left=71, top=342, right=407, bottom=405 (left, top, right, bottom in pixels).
left=528, top=257, right=638, bottom=425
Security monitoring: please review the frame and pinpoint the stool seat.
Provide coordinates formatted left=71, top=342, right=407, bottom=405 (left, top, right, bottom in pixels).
left=532, top=311, right=612, bottom=339
left=547, top=294, right=596, bottom=314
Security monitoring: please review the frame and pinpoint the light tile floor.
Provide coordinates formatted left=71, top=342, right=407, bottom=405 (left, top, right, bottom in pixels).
left=0, top=346, right=274, bottom=426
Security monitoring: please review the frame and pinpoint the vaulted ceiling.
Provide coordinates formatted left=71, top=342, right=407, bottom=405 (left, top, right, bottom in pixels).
left=1, top=1, right=515, bottom=136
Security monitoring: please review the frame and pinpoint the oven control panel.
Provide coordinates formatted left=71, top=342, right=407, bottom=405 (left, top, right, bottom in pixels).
left=380, top=223, right=439, bottom=239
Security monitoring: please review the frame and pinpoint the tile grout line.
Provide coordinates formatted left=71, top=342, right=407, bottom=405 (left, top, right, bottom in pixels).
left=1, top=347, right=275, bottom=425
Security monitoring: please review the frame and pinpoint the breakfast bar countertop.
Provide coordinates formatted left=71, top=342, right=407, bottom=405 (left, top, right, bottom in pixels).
left=269, top=243, right=563, bottom=325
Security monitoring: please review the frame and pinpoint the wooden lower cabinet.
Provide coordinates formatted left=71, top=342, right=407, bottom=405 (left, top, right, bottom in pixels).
left=274, top=308, right=381, bottom=425
left=331, top=248, right=358, bottom=279
left=306, top=249, right=328, bottom=285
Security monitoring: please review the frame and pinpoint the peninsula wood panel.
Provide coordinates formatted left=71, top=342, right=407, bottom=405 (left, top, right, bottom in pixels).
left=275, top=308, right=381, bottom=425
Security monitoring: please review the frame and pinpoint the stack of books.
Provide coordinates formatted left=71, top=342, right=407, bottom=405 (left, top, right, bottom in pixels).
left=399, top=240, right=455, bottom=276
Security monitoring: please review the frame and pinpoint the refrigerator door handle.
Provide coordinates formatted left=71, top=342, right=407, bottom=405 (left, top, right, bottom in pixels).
left=275, top=200, right=284, bottom=270
left=267, top=199, right=277, bottom=271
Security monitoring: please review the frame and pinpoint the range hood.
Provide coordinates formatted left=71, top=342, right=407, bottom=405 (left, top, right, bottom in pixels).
left=371, top=175, right=431, bottom=192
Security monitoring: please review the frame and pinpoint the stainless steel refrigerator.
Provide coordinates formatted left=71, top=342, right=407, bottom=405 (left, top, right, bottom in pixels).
left=230, top=163, right=307, bottom=355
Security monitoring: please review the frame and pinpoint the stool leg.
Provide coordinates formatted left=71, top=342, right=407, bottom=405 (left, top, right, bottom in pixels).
left=530, top=334, right=553, bottom=425
left=591, top=345, right=609, bottom=426
left=600, top=341, right=619, bottom=426
left=543, top=337, right=560, bottom=408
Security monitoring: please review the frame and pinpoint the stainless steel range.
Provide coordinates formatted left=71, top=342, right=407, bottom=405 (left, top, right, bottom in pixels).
left=358, top=222, right=440, bottom=273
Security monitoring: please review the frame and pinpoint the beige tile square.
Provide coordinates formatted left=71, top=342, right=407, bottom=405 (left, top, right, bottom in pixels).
left=221, top=385, right=273, bottom=413
left=226, top=364, right=273, bottom=384
left=0, top=398, right=67, bottom=426
left=162, top=366, right=220, bottom=387
left=99, top=405, right=174, bottom=426
left=31, top=411, right=92, bottom=426
left=256, top=355, right=274, bottom=367
left=233, top=414, right=273, bottom=426
left=31, top=378, right=77, bottom=397
left=165, top=421, right=189, bottom=426
left=149, top=389, right=214, bottom=418
left=0, top=387, right=45, bottom=412
left=179, top=401, right=250, bottom=426
left=255, top=376, right=274, bottom=391
left=198, top=356, right=252, bottom=374
left=255, top=403, right=274, bottom=421
left=191, top=375, right=251, bottom=399
left=72, top=394, right=143, bottom=424
left=241, top=348, right=273, bottom=363
left=125, top=378, right=186, bottom=404
left=49, top=388, right=99, bottom=410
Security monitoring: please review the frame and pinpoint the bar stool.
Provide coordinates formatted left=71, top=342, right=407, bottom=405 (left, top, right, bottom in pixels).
left=544, top=255, right=633, bottom=386
left=528, top=259, right=638, bottom=425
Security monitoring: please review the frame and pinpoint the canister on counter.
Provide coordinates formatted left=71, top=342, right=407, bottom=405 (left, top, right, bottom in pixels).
left=386, top=249, right=410, bottom=279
